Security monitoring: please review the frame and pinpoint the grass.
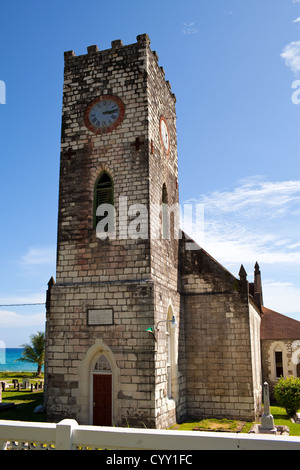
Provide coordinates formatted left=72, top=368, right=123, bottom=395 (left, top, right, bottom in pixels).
left=0, top=372, right=46, bottom=422
left=169, top=407, right=300, bottom=436
left=271, top=406, right=300, bottom=436
left=0, top=371, right=44, bottom=382
left=169, top=417, right=245, bottom=433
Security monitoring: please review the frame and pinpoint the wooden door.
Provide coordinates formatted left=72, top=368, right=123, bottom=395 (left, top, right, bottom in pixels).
left=93, top=374, right=112, bottom=426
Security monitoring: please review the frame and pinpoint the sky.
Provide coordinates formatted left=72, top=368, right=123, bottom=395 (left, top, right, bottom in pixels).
left=0, top=0, right=299, bottom=347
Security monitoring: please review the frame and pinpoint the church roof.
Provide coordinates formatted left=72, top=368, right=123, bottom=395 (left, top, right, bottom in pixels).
left=261, top=306, right=300, bottom=340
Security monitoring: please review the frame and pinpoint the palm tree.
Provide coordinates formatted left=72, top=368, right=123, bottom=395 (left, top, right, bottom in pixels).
left=15, top=331, right=45, bottom=376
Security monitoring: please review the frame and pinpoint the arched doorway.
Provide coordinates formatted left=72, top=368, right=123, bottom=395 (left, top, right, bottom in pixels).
left=92, top=355, right=112, bottom=426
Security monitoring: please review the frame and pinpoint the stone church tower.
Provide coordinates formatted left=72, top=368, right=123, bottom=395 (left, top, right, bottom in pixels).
left=45, top=34, right=262, bottom=428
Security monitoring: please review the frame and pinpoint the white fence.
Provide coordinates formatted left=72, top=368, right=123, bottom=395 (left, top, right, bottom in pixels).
left=1, top=419, right=300, bottom=450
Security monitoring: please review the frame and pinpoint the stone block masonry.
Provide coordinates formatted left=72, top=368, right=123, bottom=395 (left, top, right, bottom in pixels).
left=179, top=234, right=262, bottom=422
left=45, top=34, right=182, bottom=429
left=46, top=279, right=157, bottom=427
left=45, top=34, right=262, bottom=429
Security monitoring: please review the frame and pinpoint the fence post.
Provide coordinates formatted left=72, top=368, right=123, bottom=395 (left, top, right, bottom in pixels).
left=55, top=419, right=78, bottom=450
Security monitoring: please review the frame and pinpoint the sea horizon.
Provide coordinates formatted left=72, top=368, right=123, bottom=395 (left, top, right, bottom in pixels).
left=0, top=347, right=44, bottom=373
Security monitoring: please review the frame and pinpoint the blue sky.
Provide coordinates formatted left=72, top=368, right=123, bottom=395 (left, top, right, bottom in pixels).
left=0, top=0, right=299, bottom=347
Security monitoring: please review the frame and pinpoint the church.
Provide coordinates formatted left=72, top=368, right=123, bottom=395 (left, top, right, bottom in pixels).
left=44, top=34, right=262, bottom=428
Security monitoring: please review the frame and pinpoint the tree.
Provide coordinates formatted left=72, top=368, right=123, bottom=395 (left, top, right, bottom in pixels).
left=274, top=376, right=300, bottom=416
left=15, top=331, right=45, bottom=377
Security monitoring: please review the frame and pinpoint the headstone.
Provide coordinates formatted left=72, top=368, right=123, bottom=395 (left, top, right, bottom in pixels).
left=294, top=413, right=300, bottom=424
left=22, top=378, right=30, bottom=389
left=259, top=382, right=277, bottom=434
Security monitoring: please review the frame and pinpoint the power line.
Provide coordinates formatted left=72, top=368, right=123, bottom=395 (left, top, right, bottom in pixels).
left=0, top=303, right=45, bottom=307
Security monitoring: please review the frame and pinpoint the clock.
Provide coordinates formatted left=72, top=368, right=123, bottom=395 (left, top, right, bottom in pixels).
left=159, top=116, right=170, bottom=154
left=84, top=95, right=125, bottom=134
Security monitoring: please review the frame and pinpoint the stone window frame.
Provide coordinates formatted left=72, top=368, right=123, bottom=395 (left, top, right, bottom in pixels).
left=274, top=348, right=284, bottom=378
left=93, top=171, right=114, bottom=229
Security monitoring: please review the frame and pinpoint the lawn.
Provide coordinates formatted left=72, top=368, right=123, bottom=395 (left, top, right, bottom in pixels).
left=169, top=407, right=300, bottom=436
left=0, top=371, right=44, bottom=384
left=0, top=372, right=46, bottom=422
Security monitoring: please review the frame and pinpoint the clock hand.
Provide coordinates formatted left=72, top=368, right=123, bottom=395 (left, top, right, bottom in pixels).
left=103, top=109, right=118, bottom=115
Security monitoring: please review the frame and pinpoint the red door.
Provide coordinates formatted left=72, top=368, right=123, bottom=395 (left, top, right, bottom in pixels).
left=93, top=374, right=112, bottom=426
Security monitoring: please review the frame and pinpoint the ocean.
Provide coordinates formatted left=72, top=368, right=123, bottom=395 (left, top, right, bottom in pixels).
left=0, top=348, right=44, bottom=373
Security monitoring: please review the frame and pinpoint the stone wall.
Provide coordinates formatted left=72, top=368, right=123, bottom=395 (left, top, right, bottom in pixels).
left=45, top=279, right=156, bottom=426
left=179, top=235, right=261, bottom=421
left=56, top=36, right=152, bottom=284
left=45, top=34, right=183, bottom=429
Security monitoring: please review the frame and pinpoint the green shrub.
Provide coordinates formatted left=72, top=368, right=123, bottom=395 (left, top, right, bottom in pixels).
left=274, top=376, right=300, bottom=416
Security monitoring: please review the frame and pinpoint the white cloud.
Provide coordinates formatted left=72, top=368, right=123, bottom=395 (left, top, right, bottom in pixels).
left=0, top=292, right=45, bottom=305
left=293, top=17, right=300, bottom=23
left=182, top=176, right=300, bottom=273
left=21, top=246, right=56, bottom=266
left=195, top=179, right=300, bottom=216
left=0, top=310, right=45, bottom=328
left=182, top=22, right=198, bottom=35
left=263, top=280, right=300, bottom=317
left=181, top=177, right=300, bottom=316
left=280, top=41, right=300, bottom=74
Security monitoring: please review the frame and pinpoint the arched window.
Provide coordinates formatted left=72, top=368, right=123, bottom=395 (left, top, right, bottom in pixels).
left=275, top=349, right=283, bottom=378
left=93, top=354, right=112, bottom=372
left=94, top=172, right=114, bottom=229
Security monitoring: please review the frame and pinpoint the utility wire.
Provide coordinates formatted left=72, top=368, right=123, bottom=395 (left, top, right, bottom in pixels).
left=0, top=303, right=45, bottom=307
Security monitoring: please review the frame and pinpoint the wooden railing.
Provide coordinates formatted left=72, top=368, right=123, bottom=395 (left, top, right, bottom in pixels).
left=1, top=419, right=300, bottom=450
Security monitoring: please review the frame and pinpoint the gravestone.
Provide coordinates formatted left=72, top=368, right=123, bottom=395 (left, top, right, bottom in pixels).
left=22, top=378, right=30, bottom=389
left=294, top=413, right=300, bottom=424
left=249, top=382, right=289, bottom=435
left=259, top=382, right=277, bottom=434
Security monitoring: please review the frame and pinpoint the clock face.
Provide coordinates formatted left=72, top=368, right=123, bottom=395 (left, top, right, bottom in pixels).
left=84, top=95, right=125, bottom=134
left=160, top=116, right=170, bottom=154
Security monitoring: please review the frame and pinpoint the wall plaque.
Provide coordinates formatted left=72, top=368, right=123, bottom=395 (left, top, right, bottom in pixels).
left=87, top=308, right=113, bottom=325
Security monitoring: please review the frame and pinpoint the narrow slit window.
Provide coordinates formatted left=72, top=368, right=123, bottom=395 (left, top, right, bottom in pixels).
left=162, top=183, right=169, bottom=239
left=275, top=351, right=283, bottom=378
left=94, top=172, right=113, bottom=229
